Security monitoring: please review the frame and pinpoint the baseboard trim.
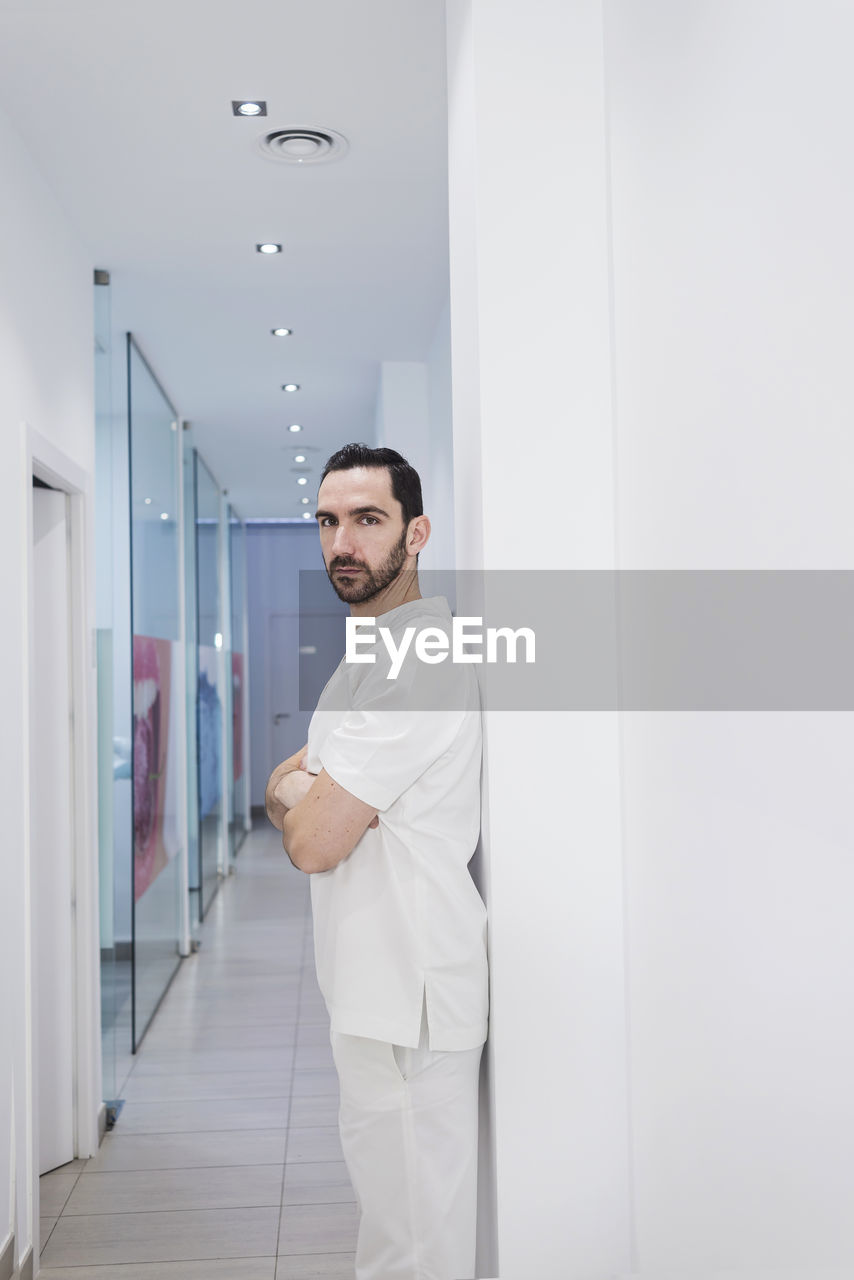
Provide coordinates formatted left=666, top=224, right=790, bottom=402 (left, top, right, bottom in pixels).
left=100, top=941, right=132, bottom=963
left=0, top=1232, right=13, bottom=1280
left=16, top=1245, right=32, bottom=1280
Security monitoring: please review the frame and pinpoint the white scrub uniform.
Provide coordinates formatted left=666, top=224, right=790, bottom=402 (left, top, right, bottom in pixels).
left=305, top=595, right=488, bottom=1280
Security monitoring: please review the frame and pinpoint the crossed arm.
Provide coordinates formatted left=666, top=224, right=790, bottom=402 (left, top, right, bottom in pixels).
left=265, top=744, right=378, bottom=875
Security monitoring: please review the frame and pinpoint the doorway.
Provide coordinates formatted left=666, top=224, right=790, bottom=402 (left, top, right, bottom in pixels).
left=27, top=426, right=101, bottom=1219
left=30, top=475, right=75, bottom=1175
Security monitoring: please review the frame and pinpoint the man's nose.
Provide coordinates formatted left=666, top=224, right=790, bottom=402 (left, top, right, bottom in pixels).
left=332, top=523, right=355, bottom=555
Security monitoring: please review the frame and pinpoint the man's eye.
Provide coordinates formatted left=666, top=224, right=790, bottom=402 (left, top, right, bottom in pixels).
left=361, top=516, right=378, bottom=525
left=320, top=517, right=336, bottom=527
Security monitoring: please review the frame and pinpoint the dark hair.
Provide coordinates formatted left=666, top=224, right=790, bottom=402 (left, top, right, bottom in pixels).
left=319, top=443, right=423, bottom=527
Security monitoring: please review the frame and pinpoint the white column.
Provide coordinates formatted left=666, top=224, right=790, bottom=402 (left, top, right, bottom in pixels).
left=446, top=3, right=632, bottom=1278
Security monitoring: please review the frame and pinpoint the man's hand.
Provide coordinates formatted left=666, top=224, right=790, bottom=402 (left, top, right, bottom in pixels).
left=265, top=744, right=309, bottom=831
left=274, top=766, right=315, bottom=811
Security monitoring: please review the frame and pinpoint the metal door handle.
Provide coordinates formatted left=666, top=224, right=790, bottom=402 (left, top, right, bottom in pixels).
left=274, top=712, right=291, bottom=724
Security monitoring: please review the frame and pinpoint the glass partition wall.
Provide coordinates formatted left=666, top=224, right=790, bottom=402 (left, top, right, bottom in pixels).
left=128, top=337, right=185, bottom=1047
left=95, top=321, right=245, bottom=1069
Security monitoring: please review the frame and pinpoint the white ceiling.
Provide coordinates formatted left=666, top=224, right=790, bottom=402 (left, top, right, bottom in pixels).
left=0, top=0, right=450, bottom=517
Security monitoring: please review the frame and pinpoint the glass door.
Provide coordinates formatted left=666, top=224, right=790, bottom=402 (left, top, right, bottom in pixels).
left=128, top=335, right=183, bottom=1047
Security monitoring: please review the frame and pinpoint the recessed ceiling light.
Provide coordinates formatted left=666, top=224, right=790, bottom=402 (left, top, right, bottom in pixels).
left=302, top=511, right=312, bottom=519
left=144, top=497, right=152, bottom=505
left=288, top=423, right=302, bottom=432
left=271, top=327, right=291, bottom=337
left=160, top=512, right=169, bottom=521
left=301, top=497, right=310, bottom=504
left=282, top=383, right=299, bottom=392
left=294, top=454, right=306, bottom=462
left=297, top=477, right=308, bottom=486
left=257, top=243, right=282, bottom=254
left=232, top=100, right=267, bottom=117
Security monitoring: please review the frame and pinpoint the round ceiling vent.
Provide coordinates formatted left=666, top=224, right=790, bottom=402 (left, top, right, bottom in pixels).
left=259, top=128, right=349, bottom=165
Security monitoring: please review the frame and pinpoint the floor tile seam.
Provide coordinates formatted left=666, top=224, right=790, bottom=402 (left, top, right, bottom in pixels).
left=280, top=1196, right=358, bottom=1207
left=92, top=1130, right=292, bottom=1143
left=136, top=1044, right=299, bottom=1051
left=112, top=1096, right=340, bottom=1112
left=42, top=1249, right=279, bottom=1267
left=120, top=1091, right=296, bottom=1103
left=124, top=1070, right=298, bottom=1081
left=38, top=1218, right=60, bottom=1256
left=53, top=1201, right=286, bottom=1218
left=42, top=1170, right=84, bottom=1222
left=132, top=1044, right=299, bottom=1053
left=133, top=1024, right=303, bottom=1034
left=275, top=1246, right=356, bottom=1257
left=108, top=1121, right=299, bottom=1131
left=129, top=1065, right=298, bottom=1074
left=149, top=1008, right=303, bottom=1013
left=76, top=1161, right=286, bottom=1176
left=39, top=1259, right=280, bottom=1273
left=147, top=1011, right=303, bottom=1017
left=106, top=1124, right=297, bottom=1137
left=79, top=1160, right=293, bottom=1175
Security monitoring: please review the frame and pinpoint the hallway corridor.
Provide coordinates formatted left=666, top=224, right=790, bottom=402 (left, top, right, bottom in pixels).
left=38, top=827, right=358, bottom=1278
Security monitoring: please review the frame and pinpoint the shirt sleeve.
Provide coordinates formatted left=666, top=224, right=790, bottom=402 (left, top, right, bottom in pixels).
left=317, top=648, right=477, bottom=812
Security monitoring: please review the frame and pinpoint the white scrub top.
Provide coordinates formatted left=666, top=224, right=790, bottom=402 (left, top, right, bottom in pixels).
left=305, top=595, right=488, bottom=1051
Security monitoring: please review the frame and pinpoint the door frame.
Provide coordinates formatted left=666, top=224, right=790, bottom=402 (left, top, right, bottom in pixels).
left=25, top=424, right=101, bottom=1193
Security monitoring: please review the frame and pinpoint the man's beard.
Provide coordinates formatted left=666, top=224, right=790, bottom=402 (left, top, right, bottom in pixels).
left=326, top=529, right=410, bottom=604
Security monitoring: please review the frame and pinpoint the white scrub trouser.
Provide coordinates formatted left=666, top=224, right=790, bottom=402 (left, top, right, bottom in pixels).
left=330, top=999, right=483, bottom=1280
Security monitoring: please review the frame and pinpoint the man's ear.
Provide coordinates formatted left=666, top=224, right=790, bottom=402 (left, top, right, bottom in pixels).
left=407, top=514, right=431, bottom=555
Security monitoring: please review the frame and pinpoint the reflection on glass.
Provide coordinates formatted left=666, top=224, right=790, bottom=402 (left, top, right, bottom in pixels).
left=195, top=453, right=223, bottom=917
left=128, top=336, right=182, bottom=1049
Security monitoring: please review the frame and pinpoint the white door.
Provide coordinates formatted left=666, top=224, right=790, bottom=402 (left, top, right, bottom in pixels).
left=31, top=486, right=75, bottom=1174
left=268, top=612, right=346, bottom=769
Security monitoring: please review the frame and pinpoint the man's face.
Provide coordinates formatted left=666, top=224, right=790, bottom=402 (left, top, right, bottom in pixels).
left=316, top=466, right=411, bottom=605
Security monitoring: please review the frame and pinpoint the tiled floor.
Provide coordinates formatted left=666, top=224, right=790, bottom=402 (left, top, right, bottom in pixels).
left=39, top=826, right=358, bottom=1279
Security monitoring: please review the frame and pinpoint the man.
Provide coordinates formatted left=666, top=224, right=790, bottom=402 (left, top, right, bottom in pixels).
left=265, top=443, right=488, bottom=1280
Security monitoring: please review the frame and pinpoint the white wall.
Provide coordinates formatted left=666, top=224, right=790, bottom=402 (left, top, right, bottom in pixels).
left=374, top=311, right=457, bottom=572
left=607, top=2, right=854, bottom=1273
left=447, top=2, right=854, bottom=1278
left=0, top=105, right=96, bottom=1269
left=425, top=299, right=456, bottom=571
left=447, top=3, right=630, bottom=1276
